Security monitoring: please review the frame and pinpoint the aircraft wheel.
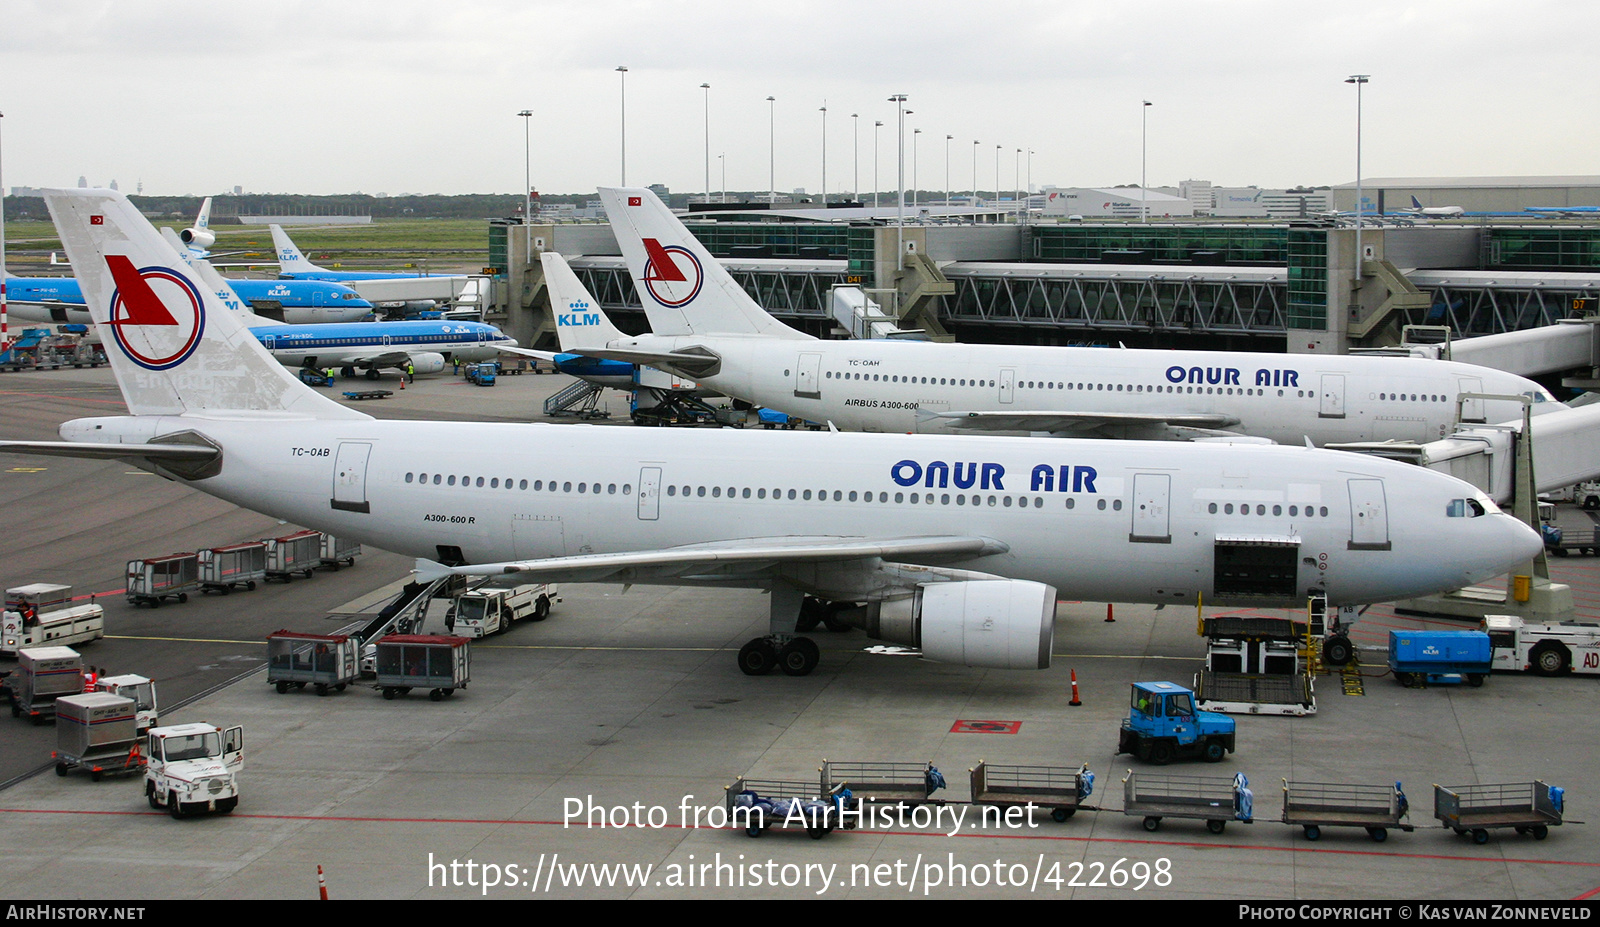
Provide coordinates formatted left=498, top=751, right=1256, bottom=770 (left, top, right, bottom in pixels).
left=1324, top=636, right=1353, bottom=666
left=779, top=638, right=820, bottom=677
left=737, top=639, right=777, bottom=676
left=365, top=368, right=380, bottom=380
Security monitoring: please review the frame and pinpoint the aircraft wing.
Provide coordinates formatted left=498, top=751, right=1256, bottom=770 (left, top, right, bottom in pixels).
left=563, top=345, right=723, bottom=377
left=496, top=345, right=563, bottom=363
left=926, top=409, right=1242, bottom=439
left=416, top=535, right=1008, bottom=585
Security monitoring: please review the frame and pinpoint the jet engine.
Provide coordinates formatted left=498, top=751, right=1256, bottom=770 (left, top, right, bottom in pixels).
left=407, top=353, right=447, bottom=375
left=179, top=227, right=215, bottom=249
left=849, top=579, right=1056, bottom=669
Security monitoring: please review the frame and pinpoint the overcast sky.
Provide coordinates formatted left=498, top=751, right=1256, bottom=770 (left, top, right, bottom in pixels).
left=4, top=0, right=1596, bottom=198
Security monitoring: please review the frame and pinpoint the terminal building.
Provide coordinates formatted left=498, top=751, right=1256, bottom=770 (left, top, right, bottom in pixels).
left=1332, top=176, right=1600, bottom=215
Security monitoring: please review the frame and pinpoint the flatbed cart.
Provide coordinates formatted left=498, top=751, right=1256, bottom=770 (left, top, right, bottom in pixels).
left=126, top=553, right=199, bottom=607
left=52, top=692, right=145, bottom=781
left=970, top=762, right=1095, bottom=823
left=374, top=634, right=470, bottom=701
left=198, top=542, right=266, bottom=594
left=1281, top=779, right=1413, bottom=842
left=342, top=389, right=392, bottom=401
left=820, top=760, right=946, bottom=808
left=725, top=777, right=848, bottom=839
left=266, top=630, right=360, bottom=696
left=1122, top=770, right=1253, bottom=834
left=1435, top=781, right=1564, bottom=844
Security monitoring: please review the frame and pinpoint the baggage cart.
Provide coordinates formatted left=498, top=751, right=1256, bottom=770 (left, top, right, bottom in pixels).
left=7, top=646, right=84, bottom=724
left=819, top=760, right=946, bottom=807
left=4, top=583, right=104, bottom=655
left=1389, top=629, right=1492, bottom=687
left=266, top=630, right=359, bottom=696
left=198, top=542, right=266, bottom=594
left=1281, top=779, right=1414, bottom=842
left=1434, top=781, right=1564, bottom=844
left=125, top=553, right=199, bottom=607
left=319, top=534, right=361, bottom=570
left=970, top=762, right=1095, bottom=823
left=264, top=530, right=321, bottom=581
left=1121, top=769, right=1254, bottom=834
left=374, top=634, right=470, bottom=701
left=52, top=692, right=145, bottom=780
left=725, top=777, right=846, bottom=839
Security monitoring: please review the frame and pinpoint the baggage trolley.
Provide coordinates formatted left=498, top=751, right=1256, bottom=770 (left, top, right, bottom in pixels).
left=264, top=530, right=321, bottom=581
left=374, top=634, right=470, bottom=701
left=126, top=553, right=200, bottom=607
left=1281, top=779, right=1413, bottom=842
left=820, top=759, right=946, bottom=808
left=970, top=762, right=1095, bottom=823
left=7, top=646, right=84, bottom=724
left=319, top=534, right=361, bottom=570
left=725, top=777, right=845, bottom=839
left=1122, top=769, right=1253, bottom=834
left=198, top=542, right=266, bottom=594
left=1434, top=781, right=1564, bottom=844
left=53, top=692, right=145, bottom=781
left=266, top=630, right=360, bottom=696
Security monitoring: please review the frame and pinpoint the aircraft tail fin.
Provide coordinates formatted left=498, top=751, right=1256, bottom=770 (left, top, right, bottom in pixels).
left=194, top=196, right=212, bottom=232
left=542, top=252, right=627, bottom=350
left=45, top=189, right=366, bottom=420
left=1411, top=196, right=1424, bottom=210
left=158, top=227, right=283, bottom=327
left=270, top=224, right=323, bottom=274
left=598, top=187, right=812, bottom=341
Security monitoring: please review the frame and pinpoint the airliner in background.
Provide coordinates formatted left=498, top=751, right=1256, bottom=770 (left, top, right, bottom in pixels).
left=4, top=274, right=373, bottom=326
left=0, top=188, right=1543, bottom=679
left=271, top=224, right=467, bottom=310
left=1401, top=196, right=1465, bottom=218
left=545, top=186, right=1564, bottom=445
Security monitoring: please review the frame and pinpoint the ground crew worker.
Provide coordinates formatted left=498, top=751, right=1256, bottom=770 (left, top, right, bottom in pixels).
left=406, top=362, right=414, bottom=383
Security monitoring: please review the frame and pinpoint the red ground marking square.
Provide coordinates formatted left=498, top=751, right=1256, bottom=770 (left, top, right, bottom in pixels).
left=951, top=720, right=1022, bottom=734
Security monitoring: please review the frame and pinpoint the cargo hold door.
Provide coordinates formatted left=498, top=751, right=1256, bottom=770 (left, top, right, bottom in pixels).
left=330, top=442, right=372, bottom=513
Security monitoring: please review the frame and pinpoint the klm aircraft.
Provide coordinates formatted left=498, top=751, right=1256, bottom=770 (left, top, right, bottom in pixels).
left=4, top=275, right=372, bottom=325
left=253, top=317, right=514, bottom=378
left=271, top=225, right=466, bottom=308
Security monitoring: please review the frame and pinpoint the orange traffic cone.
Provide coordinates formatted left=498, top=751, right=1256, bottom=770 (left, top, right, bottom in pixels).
left=1069, top=669, right=1082, bottom=707
left=318, top=865, right=329, bottom=900
left=1104, top=603, right=1115, bottom=623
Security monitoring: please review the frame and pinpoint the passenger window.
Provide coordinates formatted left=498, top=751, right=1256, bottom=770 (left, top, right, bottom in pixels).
left=1066, top=498, right=1075, bottom=510
left=563, top=482, right=572, bottom=493
left=519, top=479, right=528, bottom=490
left=448, top=475, right=456, bottom=486
left=406, top=473, right=414, bottom=484
left=668, top=485, right=677, bottom=496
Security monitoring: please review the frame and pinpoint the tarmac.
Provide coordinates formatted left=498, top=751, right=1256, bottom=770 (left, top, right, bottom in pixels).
left=1, top=364, right=1598, bottom=901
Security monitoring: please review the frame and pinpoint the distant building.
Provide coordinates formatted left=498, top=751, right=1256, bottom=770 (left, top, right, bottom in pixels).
left=1040, top=186, right=1194, bottom=219
left=1260, top=188, right=1332, bottom=218
left=1332, top=175, right=1600, bottom=214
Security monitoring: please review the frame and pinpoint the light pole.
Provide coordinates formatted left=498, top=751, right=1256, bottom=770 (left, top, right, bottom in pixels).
left=890, top=94, right=907, bottom=269
left=1, top=110, right=7, bottom=352
left=851, top=113, right=859, bottom=201
left=766, top=96, right=776, bottom=204
left=945, top=135, right=953, bottom=207
left=719, top=153, right=726, bottom=203
left=701, top=83, right=711, bottom=202
left=616, top=66, right=628, bottom=185
left=517, top=109, right=533, bottom=261
left=995, top=144, right=1001, bottom=214
left=913, top=128, right=921, bottom=209
left=819, top=102, right=827, bottom=205
left=972, top=140, right=979, bottom=205
left=1346, top=74, right=1370, bottom=282
left=1141, top=100, right=1152, bottom=222
left=873, top=120, right=883, bottom=208
left=1014, top=147, right=1021, bottom=217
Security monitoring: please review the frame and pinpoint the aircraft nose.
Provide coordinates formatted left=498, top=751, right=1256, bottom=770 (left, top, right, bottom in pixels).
left=1465, top=515, right=1543, bottom=583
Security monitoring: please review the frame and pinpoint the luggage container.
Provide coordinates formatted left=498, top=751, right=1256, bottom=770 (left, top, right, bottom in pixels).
left=263, top=530, right=321, bottom=581
left=1389, top=629, right=1492, bottom=687
left=374, top=634, right=470, bottom=701
left=53, top=692, right=144, bottom=780
left=969, top=762, right=1095, bottom=823
left=126, top=553, right=199, bottom=607
left=266, top=630, right=360, bottom=696
left=1434, top=781, right=1564, bottom=844
left=1281, top=779, right=1414, bottom=842
left=319, top=534, right=361, bottom=570
left=819, top=760, right=946, bottom=807
left=198, top=542, right=266, bottom=594
left=3, top=583, right=104, bottom=655
left=725, top=777, right=846, bottom=839
left=6, top=646, right=84, bottom=724
left=1121, top=769, right=1254, bottom=834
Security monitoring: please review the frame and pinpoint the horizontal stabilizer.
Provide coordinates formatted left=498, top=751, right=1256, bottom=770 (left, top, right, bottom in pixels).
left=0, top=440, right=218, bottom=462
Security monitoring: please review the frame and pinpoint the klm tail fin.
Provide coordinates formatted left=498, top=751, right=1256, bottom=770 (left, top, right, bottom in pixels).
left=598, top=187, right=813, bottom=341
left=178, top=196, right=215, bottom=252
left=45, top=189, right=366, bottom=421
left=270, top=224, right=323, bottom=274
left=542, top=252, right=626, bottom=350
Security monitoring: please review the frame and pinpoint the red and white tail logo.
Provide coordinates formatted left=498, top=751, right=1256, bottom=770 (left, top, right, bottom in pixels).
left=640, top=238, right=703, bottom=308
left=104, top=255, right=206, bottom=370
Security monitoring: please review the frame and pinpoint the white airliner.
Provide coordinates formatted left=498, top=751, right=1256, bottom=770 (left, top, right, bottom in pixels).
left=0, top=189, right=1543, bottom=680
left=1400, top=196, right=1465, bottom=218
left=568, top=187, right=1562, bottom=444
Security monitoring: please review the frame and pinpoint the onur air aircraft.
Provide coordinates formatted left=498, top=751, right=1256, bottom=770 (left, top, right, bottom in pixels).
left=0, top=189, right=1543, bottom=679
left=271, top=224, right=467, bottom=309
left=571, top=186, right=1562, bottom=444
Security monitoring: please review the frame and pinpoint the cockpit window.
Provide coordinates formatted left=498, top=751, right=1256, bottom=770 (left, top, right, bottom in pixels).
left=1447, top=498, right=1488, bottom=518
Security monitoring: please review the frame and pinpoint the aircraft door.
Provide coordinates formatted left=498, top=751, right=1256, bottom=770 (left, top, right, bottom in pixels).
left=263, top=334, right=277, bottom=352
left=1457, top=376, right=1485, bottom=422
left=1346, top=478, right=1391, bottom=550
left=999, top=368, right=1016, bottom=404
left=313, top=288, right=325, bottom=307
left=795, top=353, right=822, bottom=399
left=1318, top=374, right=1346, bottom=419
left=637, top=467, right=662, bottom=521
left=1130, top=473, right=1172, bottom=543
left=330, top=442, right=373, bottom=513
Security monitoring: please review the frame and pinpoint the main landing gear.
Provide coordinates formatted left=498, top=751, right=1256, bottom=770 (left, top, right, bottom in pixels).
left=738, top=636, right=820, bottom=677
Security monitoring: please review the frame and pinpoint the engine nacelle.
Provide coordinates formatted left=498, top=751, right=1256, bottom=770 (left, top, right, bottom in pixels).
left=179, top=227, right=215, bottom=249
left=407, top=352, right=446, bottom=375
left=858, top=580, right=1056, bottom=670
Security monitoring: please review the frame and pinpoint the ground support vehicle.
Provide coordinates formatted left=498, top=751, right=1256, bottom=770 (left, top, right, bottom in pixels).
left=819, top=760, right=946, bottom=808
left=3, top=583, right=104, bottom=655
left=1117, top=681, right=1236, bottom=764
left=95, top=674, right=159, bottom=733
left=1484, top=614, right=1600, bottom=676
left=725, top=777, right=847, bottom=839
left=969, top=762, right=1095, bottom=823
left=125, top=553, right=199, bottom=607
left=263, top=530, right=321, bottom=581
left=756, top=408, right=820, bottom=430
left=1281, top=779, right=1413, bottom=842
left=197, top=542, right=266, bottom=594
left=1122, top=770, right=1254, bottom=834
left=374, top=634, right=470, bottom=701
left=464, top=362, right=497, bottom=386
left=53, top=692, right=144, bottom=781
left=1193, top=617, right=1315, bottom=716
left=1434, top=781, right=1563, bottom=844
left=1577, top=482, right=1600, bottom=510
left=266, top=631, right=359, bottom=696
left=342, top=390, right=392, bottom=401
left=297, top=367, right=335, bottom=387
left=144, top=723, right=243, bottom=817
left=1547, top=527, right=1600, bottom=557
left=1388, top=630, right=1492, bottom=687
left=6, top=646, right=84, bottom=724
left=445, top=583, right=558, bottom=637
left=318, top=534, right=361, bottom=570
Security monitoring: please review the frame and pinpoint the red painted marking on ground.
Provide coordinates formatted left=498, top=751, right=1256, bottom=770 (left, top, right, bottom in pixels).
left=1573, top=884, right=1600, bottom=900
left=71, top=587, right=125, bottom=602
